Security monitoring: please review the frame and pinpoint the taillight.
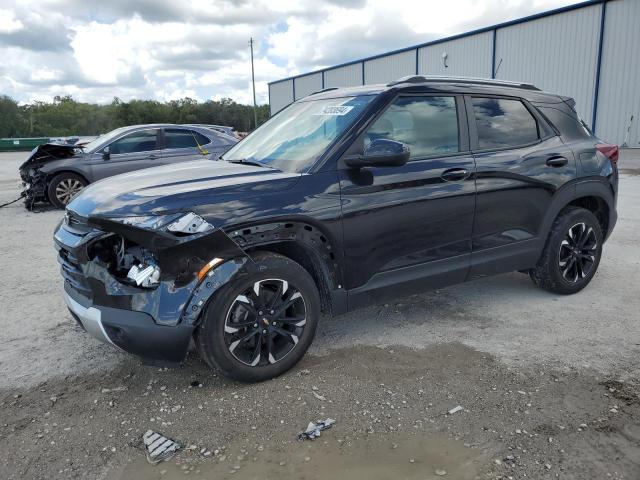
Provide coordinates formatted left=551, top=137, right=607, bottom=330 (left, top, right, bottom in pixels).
left=595, top=143, right=619, bottom=165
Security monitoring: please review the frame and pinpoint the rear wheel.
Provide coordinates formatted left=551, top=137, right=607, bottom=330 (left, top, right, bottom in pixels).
left=530, top=207, right=603, bottom=294
left=47, top=172, right=87, bottom=209
left=196, top=252, right=320, bottom=382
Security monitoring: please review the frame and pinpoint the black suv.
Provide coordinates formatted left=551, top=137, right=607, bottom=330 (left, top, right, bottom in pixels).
left=54, top=76, right=618, bottom=382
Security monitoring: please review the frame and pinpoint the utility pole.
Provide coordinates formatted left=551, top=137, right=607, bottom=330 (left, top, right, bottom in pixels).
left=249, top=37, right=258, bottom=130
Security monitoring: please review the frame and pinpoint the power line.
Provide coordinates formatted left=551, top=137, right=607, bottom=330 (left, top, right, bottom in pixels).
left=249, top=37, right=258, bottom=130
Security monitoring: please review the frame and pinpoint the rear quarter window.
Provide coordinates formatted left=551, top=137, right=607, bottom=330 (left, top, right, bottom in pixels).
left=536, top=105, right=592, bottom=140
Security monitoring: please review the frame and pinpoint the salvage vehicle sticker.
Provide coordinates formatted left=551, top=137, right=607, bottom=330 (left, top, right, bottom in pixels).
left=314, top=105, right=354, bottom=116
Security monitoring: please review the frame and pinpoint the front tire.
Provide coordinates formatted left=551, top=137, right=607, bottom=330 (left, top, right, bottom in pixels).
left=530, top=207, right=603, bottom=295
left=47, top=172, right=87, bottom=209
left=196, top=252, right=320, bottom=382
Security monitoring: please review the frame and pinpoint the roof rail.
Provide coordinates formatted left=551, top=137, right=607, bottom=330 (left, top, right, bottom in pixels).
left=308, top=87, right=339, bottom=96
left=387, top=75, right=540, bottom=91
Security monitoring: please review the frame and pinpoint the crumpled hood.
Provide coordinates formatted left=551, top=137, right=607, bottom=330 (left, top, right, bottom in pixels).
left=19, top=143, right=79, bottom=170
left=67, top=159, right=301, bottom=218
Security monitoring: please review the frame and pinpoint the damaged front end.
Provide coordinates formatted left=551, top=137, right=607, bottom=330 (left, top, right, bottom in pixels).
left=54, top=210, right=252, bottom=364
left=19, top=143, right=78, bottom=209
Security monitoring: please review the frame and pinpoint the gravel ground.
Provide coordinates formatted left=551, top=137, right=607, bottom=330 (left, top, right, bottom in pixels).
left=1, top=150, right=639, bottom=479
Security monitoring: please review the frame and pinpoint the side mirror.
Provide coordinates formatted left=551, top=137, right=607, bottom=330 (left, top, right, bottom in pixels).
left=102, top=146, right=110, bottom=160
left=345, top=139, right=409, bottom=168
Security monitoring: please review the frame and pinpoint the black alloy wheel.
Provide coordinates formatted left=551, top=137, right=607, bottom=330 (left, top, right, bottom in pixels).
left=558, top=222, right=598, bottom=283
left=196, top=252, right=320, bottom=382
left=530, top=207, right=603, bottom=295
left=224, top=278, right=307, bottom=367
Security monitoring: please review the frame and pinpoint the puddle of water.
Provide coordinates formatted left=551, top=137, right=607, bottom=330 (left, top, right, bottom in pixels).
left=118, top=431, right=490, bottom=480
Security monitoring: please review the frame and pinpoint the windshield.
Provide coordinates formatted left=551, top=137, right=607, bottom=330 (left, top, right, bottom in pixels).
left=81, top=126, right=132, bottom=153
left=222, top=95, right=373, bottom=172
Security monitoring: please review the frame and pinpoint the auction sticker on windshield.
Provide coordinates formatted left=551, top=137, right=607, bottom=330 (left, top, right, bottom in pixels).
left=314, top=105, right=354, bottom=116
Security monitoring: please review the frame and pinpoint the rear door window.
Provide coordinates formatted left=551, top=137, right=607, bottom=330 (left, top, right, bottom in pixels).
left=164, top=129, right=211, bottom=149
left=471, top=97, right=539, bottom=149
left=365, top=96, right=459, bottom=159
left=109, top=129, right=159, bottom=154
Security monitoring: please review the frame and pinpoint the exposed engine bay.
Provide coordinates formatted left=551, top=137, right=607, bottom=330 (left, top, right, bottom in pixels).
left=89, top=234, right=162, bottom=288
left=19, top=143, right=79, bottom=209
left=57, top=212, right=250, bottom=326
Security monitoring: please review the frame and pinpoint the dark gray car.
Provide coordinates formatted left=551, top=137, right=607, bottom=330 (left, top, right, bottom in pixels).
left=19, top=124, right=238, bottom=209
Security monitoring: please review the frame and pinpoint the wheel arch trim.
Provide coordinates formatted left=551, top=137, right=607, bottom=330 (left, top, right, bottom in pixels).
left=224, top=220, right=345, bottom=315
left=540, top=178, right=615, bottom=245
left=226, top=220, right=342, bottom=288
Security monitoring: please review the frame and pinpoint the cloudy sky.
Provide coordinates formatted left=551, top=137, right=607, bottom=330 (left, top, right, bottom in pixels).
left=0, top=0, right=577, bottom=105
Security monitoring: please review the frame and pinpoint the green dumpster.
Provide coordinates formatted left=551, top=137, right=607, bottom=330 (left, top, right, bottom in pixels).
left=0, top=137, right=50, bottom=152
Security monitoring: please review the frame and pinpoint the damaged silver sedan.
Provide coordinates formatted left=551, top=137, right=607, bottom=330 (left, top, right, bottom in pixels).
left=20, top=124, right=237, bottom=209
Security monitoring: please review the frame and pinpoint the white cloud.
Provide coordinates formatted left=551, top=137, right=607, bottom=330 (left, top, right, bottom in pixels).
left=0, top=10, right=22, bottom=32
left=0, top=0, right=577, bottom=105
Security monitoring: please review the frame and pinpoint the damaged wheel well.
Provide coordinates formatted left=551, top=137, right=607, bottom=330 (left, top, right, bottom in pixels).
left=227, top=222, right=342, bottom=315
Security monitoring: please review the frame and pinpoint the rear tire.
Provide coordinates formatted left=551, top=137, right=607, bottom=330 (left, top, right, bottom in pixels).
left=196, top=252, right=320, bottom=382
left=47, top=172, right=87, bottom=209
left=529, top=207, right=603, bottom=295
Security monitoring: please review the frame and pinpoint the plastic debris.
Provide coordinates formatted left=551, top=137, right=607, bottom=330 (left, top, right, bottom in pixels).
left=297, top=418, right=336, bottom=441
left=312, top=391, right=326, bottom=401
left=143, top=430, right=181, bottom=464
left=101, top=386, right=127, bottom=394
left=447, top=405, right=464, bottom=415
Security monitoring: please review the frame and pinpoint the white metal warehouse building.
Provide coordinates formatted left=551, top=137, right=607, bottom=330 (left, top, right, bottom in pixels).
left=268, top=0, right=639, bottom=147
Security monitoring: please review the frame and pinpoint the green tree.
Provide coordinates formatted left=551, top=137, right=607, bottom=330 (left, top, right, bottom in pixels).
left=1, top=95, right=271, bottom=138
left=0, top=96, right=21, bottom=137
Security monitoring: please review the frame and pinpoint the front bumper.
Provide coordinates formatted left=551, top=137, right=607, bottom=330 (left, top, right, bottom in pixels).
left=64, top=284, right=195, bottom=363
left=54, top=212, right=250, bottom=365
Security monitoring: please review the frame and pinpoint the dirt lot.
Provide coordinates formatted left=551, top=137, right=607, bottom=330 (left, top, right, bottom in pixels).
left=1, top=150, right=639, bottom=479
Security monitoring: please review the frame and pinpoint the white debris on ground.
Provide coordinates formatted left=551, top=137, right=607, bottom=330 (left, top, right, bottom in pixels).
left=298, top=419, right=336, bottom=441
left=143, top=430, right=181, bottom=465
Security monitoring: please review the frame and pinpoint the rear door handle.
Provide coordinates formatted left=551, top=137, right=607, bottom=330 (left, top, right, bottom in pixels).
left=546, top=155, right=568, bottom=167
left=441, top=168, right=470, bottom=181
left=147, top=154, right=159, bottom=160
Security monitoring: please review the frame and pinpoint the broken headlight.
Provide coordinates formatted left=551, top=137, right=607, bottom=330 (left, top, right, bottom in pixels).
left=110, top=212, right=215, bottom=235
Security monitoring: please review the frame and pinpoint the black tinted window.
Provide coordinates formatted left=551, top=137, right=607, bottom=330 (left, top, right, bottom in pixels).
left=537, top=106, right=590, bottom=140
left=472, top=98, right=539, bottom=149
left=165, top=129, right=211, bottom=149
left=109, top=130, right=157, bottom=154
left=365, top=96, right=459, bottom=158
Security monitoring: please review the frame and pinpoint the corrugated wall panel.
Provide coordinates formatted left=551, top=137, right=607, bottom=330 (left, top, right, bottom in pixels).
left=418, top=31, right=493, bottom=77
left=269, top=80, right=294, bottom=116
left=495, top=5, right=601, bottom=124
left=364, top=50, right=415, bottom=84
left=294, top=73, right=323, bottom=100
left=595, top=0, right=640, bottom=146
left=323, top=63, right=363, bottom=88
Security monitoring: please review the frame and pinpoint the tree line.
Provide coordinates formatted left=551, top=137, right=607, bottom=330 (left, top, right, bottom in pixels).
left=0, top=95, right=270, bottom=138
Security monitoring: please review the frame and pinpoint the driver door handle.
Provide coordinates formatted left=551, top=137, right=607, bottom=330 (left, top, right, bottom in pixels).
left=546, top=155, right=568, bottom=167
left=147, top=154, right=159, bottom=160
left=441, top=168, right=470, bottom=181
